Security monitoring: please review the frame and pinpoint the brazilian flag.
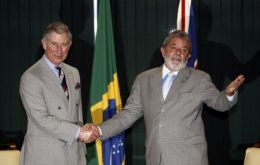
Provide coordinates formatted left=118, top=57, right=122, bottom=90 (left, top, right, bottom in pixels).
left=87, top=0, right=125, bottom=164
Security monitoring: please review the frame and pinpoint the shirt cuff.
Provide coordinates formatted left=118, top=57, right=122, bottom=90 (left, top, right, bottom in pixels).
left=226, top=91, right=237, bottom=101
left=97, top=126, right=102, bottom=136
left=75, top=127, right=80, bottom=141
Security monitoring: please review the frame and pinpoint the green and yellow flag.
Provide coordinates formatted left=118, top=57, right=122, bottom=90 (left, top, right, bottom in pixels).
left=87, top=0, right=125, bottom=164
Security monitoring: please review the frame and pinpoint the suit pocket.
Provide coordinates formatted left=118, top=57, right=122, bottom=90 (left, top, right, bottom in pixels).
left=184, top=135, right=207, bottom=161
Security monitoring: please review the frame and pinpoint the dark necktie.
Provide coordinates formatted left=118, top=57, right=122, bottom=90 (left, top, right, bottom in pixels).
left=55, top=67, right=69, bottom=100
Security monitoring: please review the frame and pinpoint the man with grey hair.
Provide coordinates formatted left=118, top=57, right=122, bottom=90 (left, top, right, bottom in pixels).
left=86, top=30, right=245, bottom=165
left=19, top=21, right=97, bottom=165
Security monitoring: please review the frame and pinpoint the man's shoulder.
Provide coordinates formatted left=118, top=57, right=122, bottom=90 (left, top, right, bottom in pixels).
left=138, top=67, right=161, bottom=78
left=19, top=58, right=46, bottom=85
left=62, top=63, right=78, bottom=72
left=21, top=59, right=42, bottom=77
left=184, top=67, right=209, bottom=76
left=62, top=63, right=80, bottom=79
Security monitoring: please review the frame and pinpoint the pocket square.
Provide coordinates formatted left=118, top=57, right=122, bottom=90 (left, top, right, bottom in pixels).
left=75, top=82, right=81, bottom=89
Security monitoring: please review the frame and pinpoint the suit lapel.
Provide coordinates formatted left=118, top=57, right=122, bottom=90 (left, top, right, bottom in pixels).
left=39, top=58, right=69, bottom=105
left=165, top=67, right=191, bottom=101
left=150, top=66, right=164, bottom=103
left=62, top=64, right=76, bottom=118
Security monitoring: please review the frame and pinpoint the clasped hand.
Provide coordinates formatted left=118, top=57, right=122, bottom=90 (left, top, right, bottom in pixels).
left=78, top=124, right=101, bottom=143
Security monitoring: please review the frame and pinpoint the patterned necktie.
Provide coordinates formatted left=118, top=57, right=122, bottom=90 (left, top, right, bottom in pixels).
left=55, top=67, right=69, bottom=100
left=162, top=73, right=176, bottom=100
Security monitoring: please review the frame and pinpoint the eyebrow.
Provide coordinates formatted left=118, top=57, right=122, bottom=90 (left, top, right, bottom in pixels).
left=167, top=43, right=188, bottom=47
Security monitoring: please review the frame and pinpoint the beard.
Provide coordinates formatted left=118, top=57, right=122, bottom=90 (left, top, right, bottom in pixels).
left=163, top=55, right=187, bottom=71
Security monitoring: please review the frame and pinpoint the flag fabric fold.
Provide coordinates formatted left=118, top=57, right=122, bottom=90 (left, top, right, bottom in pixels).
left=87, top=0, right=125, bottom=165
left=177, top=0, right=198, bottom=68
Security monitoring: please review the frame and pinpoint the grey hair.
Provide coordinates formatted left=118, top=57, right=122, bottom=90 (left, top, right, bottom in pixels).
left=162, top=30, right=192, bottom=53
left=42, top=21, right=72, bottom=44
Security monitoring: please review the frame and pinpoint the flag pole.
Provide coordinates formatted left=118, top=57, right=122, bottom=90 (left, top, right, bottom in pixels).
left=94, top=0, right=98, bottom=42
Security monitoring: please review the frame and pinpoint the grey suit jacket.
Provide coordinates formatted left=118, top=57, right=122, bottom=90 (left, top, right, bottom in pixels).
left=19, top=57, right=86, bottom=165
left=99, top=66, right=237, bottom=165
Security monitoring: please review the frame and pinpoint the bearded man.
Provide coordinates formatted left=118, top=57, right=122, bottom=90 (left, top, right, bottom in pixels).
left=86, top=30, right=245, bottom=165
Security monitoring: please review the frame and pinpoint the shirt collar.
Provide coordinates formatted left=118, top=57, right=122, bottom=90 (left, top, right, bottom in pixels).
left=43, top=55, right=62, bottom=76
left=162, top=64, right=179, bottom=79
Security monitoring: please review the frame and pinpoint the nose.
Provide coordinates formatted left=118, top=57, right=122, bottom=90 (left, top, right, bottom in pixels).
left=54, top=44, right=62, bottom=53
left=58, top=45, right=62, bottom=53
left=175, top=48, right=181, bottom=55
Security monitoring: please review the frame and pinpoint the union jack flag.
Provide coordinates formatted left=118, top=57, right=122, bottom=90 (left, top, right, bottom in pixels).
left=177, top=0, right=198, bottom=68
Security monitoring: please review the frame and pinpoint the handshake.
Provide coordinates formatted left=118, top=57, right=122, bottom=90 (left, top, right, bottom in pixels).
left=78, top=124, right=101, bottom=143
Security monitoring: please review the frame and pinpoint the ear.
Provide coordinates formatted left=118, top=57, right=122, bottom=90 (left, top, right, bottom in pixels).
left=41, top=38, right=47, bottom=50
left=160, top=47, right=165, bottom=57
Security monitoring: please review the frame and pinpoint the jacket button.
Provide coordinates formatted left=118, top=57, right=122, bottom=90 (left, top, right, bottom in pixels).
left=58, top=106, right=61, bottom=110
